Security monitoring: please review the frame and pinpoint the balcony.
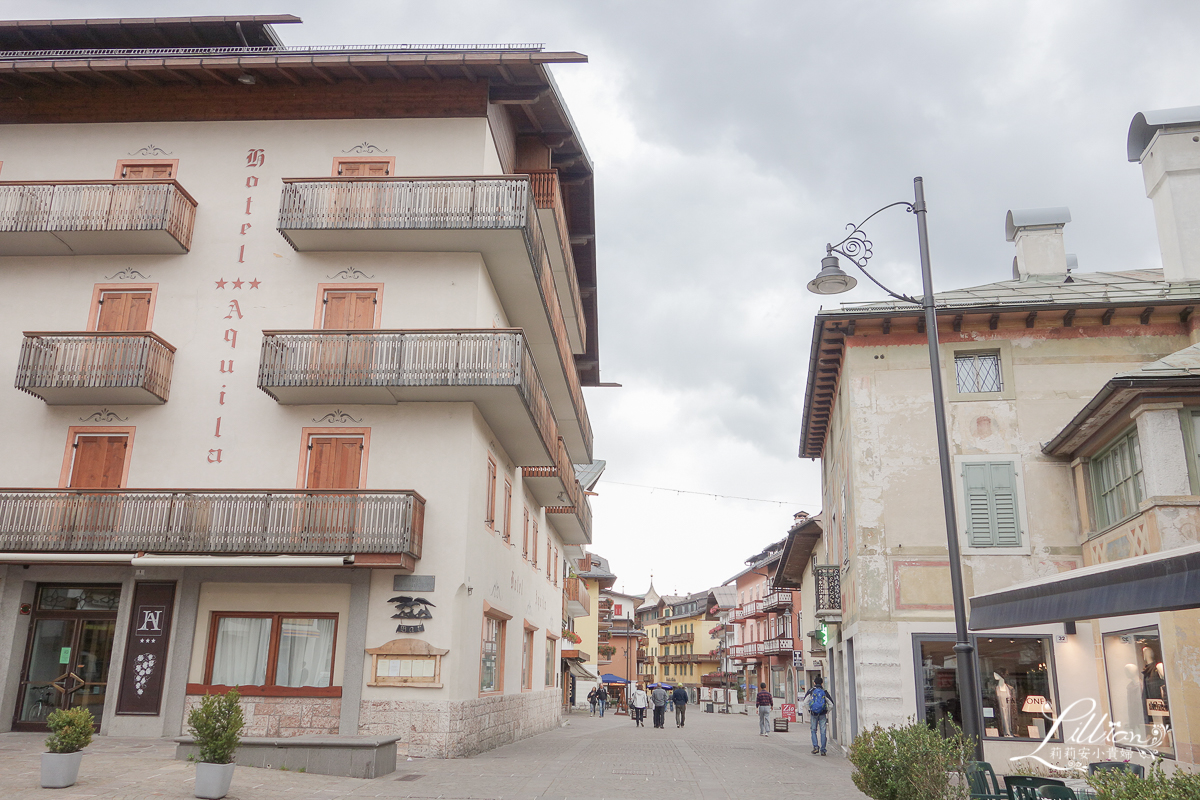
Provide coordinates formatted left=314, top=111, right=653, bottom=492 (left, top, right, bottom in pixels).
left=636, top=648, right=647, bottom=660
left=762, top=591, right=793, bottom=612
left=0, top=180, right=196, bottom=255
left=275, top=175, right=591, bottom=463
left=0, top=489, right=424, bottom=565
left=564, top=576, right=590, bottom=618
left=761, top=638, right=794, bottom=656
left=528, top=169, right=585, bottom=353
left=814, top=565, right=842, bottom=619
left=742, top=599, right=765, bottom=619
left=17, top=332, right=176, bottom=405
left=658, top=632, right=693, bottom=645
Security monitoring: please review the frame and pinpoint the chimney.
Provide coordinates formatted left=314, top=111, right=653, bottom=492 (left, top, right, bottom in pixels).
left=1006, top=207, right=1071, bottom=279
left=1129, top=107, right=1200, bottom=283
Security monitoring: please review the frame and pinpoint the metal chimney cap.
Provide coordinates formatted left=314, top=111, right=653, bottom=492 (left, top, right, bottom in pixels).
left=1128, top=106, right=1200, bottom=162
left=1005, top=207, right=1072, bottom=242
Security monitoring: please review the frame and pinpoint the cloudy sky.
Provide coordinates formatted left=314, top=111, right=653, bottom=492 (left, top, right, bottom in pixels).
left=15, top=0, right=1200, bottom=596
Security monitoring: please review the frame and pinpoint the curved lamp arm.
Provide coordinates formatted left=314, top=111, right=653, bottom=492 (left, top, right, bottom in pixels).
left=827, top=201, right=921, bottom=305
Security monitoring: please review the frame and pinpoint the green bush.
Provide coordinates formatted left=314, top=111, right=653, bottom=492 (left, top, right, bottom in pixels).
left=848, top=719, right=973, bottom=800
left=187, top=689, right=245, bottom=765
left=1087, top=763, right=1200, bottom=800
left=44, top=707, right=95, bottom=754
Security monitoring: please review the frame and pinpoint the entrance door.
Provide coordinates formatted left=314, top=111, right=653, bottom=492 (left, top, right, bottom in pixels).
left=316, top=289, right=377, bottom=385
left=304, top=435, right=364, bottom=541
left=14, top=585, right=121, bottom=730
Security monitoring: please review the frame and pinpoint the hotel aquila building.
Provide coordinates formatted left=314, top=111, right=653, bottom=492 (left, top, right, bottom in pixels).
left=0, top=15, right=602, bottom=758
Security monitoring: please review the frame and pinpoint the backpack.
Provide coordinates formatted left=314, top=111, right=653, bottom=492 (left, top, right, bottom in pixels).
left=808, top=687, right=827, bottom=715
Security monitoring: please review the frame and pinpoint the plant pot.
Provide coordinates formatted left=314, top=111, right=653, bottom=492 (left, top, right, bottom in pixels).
left=41, top=751, right=83, bottom=788
left=194, top=761, right=236, bottom=800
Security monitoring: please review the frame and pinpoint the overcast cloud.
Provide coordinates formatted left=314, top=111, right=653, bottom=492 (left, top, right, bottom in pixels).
left=14, top=0, right=1200, bottom=597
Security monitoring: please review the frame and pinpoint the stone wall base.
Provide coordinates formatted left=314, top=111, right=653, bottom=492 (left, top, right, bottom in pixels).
left=358, top=689, right=561, bottom=758
left=183, top=695, right=341, bottom=738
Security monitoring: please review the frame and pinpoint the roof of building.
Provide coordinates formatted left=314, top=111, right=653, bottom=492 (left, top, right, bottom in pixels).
left=801, top=268, right=1200, bottom=459
left=0, top=15, right=298, bottom=50
left=774, top=513, right=823, bottom=590
left=574, top=460, right=607, bottom=491
left=723, top=538, right=785, bottom=585
left=1044, top=340, right=1200, bottom=456
left=578, top=552, right=616, bottom=583
left=707, top=585, right=737, bottom=610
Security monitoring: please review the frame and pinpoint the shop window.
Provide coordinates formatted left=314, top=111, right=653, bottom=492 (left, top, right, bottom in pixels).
left=1102, top=628, right=1172, bottom=757
left=205, top=613, right=337, bottom=691
left=962, top=462, right=1022, bottom=547
left=955, top=351, right=1002, bottom=393
left=978, top=636, right=1059, bottom=740
left=1090, top=429, right=1145, bottom=531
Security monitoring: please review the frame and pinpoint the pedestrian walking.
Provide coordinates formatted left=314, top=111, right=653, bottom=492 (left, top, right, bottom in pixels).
left=672, top=684, right=689, bottom=728
left=596, top=684, right=607, bottom=717
left=587, top=686, right=598, bottom=716
left=630, top=683, right=649, bottom=727
left=651, top=683, right=668, bottom=729
left=755, top=682, right=773, bottom=736
left=803, top=676, right=833, bottom=755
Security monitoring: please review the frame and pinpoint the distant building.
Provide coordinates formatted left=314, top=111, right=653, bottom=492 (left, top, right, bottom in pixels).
left=725, top=540, right=802, bottom=705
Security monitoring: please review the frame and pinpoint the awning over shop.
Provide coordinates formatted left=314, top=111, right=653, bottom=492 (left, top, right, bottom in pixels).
left=600, top=673, right=628, bottom=684
left=567, top=661, right=599, bottom=681
left=969, top=543, right=1200, bottom=630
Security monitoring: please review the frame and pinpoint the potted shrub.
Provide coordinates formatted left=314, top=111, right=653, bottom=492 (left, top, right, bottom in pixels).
left=187, top=689, right=245, bottom=800
left=41, top=707, right=95, bottom=788
left=848, top=719, right=973, bottom=800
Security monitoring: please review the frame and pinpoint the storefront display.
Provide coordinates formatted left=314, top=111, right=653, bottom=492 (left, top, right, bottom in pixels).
left=915, top=638, right=962, bottom=737
left=1102, top=628, right=1172, bottom=757
left=977, top=637, right=1058, bottom=740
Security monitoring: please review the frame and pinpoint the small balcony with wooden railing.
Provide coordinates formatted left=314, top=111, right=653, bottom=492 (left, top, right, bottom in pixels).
left=657, top=631, right=693, bottom=645
left=761, top=638, right=795, bottom=656
left=16, top=331, right=176, bottom=405
left=0, top=180, right=197, bottom=255
left=528, top=169, right=585, bottom=353
left=257, top=328, right=591, bottom=544
left=762, top=591, right=793, bottom=612
left=274, top=175, right=591, bottom=464
left=563, top=576, right=590, bottom=619
left=0, top=488, right=425, bottom=568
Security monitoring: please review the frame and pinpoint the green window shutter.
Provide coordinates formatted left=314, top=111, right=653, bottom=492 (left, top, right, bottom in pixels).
left=963, top=462, right=996, bottom=546
left=989, top=462, right=1021, bottom=546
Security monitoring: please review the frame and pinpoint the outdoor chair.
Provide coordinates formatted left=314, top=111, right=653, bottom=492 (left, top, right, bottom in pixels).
left=1004, top=775, right=1066, bottom=800
left=1088, top=761, right=1144, bottom=778
left=967, top=761, right=1006, bottom=800
left=1036, top=787, right=1078, bottom=799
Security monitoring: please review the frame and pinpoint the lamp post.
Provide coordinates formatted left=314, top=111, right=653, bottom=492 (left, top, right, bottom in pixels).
left=806, top=177, right=982, bottom=758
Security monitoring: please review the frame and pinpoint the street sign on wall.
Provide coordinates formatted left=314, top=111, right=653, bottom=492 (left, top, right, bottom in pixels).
left=792, top=651, right=804, bottom=668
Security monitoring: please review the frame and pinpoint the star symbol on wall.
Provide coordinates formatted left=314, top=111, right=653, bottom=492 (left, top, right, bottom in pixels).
left=249, top=278, right=261, bottom=289
left=232, top=278, right=244, bottom=289
left=215, top=278, right=227, bottom=289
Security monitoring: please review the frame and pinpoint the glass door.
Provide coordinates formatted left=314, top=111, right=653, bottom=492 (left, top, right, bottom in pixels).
left=13, top=585, right=120, bottom=731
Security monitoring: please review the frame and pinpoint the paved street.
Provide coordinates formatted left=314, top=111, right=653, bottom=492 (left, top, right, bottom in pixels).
left=0, top=708, right=867, bottom=799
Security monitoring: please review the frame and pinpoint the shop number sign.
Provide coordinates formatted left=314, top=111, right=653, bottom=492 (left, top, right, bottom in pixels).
left=782, top=703, right=797, bottom=722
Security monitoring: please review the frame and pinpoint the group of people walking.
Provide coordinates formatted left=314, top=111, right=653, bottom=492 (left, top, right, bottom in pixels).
left=587, top=676, right=832, bottom=757
left=755, top=675, right=832, bottom=755
left=627, top=682, right=689, bottom=728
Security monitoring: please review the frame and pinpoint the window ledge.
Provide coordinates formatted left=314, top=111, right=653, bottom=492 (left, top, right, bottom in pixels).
left=187, top=683, right=341, bottom=698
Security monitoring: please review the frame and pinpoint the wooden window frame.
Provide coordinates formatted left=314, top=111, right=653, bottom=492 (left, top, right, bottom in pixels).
left=531, top=519, right=539, bottom=568
left=87, top=284, right=158, bottom=331
left=295, top=427, right=371, bottom=489
left=114, top=159, right=180, bottom=180
left=196, top=611, right=341, bottom=698
left=1089, top=428, right=1145, bottom=532
left=312, top=283, right=384, bottom=330
left=552, top=548, right=559, bottom=586
left=59, top=426, right=136, bottom=488
left=546, top=542, right=552, bottom=582
left=521, top=621, right=537, bottom=691
left=485, top=456, right=497, bottom=530
left=522, top=508, right=530, bottom=558
left=331, top=156, right=396, bottom=177
left=480, top=602, right=511, bottom=696
left=544, top=632, right=558, bottom=688
left=501, top=478, right=513, bottom=543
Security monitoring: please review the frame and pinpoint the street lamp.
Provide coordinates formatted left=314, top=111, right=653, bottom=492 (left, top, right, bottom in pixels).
left=806, top=176, right=982, bottom=757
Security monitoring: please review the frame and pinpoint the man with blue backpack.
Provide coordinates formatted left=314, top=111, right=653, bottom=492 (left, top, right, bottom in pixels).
left=803, top=676, right=832, bottom=755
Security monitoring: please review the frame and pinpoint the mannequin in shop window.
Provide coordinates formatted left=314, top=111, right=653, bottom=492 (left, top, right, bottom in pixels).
left=993, top=670, right=1016, bottom=737
left=1141, top=646, right=1168, bottom=726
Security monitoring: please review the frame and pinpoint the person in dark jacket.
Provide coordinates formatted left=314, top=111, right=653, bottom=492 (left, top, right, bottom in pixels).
left=672, top=685, right=689, bottom=727
left=755, top=682, right=774, bottom=736
left=650, top=684, right=669, bottom=729
left=803, top=675, right=833, bottom=755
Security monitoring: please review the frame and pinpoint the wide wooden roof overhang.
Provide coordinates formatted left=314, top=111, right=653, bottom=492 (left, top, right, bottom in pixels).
left=799, top=297, right=1200, bottom=459
left=0, top=15, right=297, bottom=50
left=1043, top=376, right=1200, bottom=458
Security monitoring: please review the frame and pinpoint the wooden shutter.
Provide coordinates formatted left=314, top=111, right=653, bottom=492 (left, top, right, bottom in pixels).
left=306, top=437, right=363, bottom=489
left=96, top=292, right=151, bottom=331
left=322, top=291, right=376, bottom=330
left=120, top=163, right=174, bottom=179
left=336, top=161, right=390, bottom=177
left=989, top=462, right=1021, bottom=546
left=963, top=461, right=1021, bottom=547
left=69, top=435, right=128, bottom=488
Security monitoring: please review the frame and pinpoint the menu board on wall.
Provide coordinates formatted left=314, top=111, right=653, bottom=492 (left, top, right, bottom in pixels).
left=115, top=582, right=176, bottom=716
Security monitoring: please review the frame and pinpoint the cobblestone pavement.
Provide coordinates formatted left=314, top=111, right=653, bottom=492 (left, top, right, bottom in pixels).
left=0, top=708, right=868, bottom=799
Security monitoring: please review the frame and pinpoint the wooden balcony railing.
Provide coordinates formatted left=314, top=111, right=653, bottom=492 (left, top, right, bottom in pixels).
left=761, top=638, right=795, bottom=655
left=741, top=599, right=765, bottom=619
left=563, top=576, right=590, bottom=616
left=814, top=565, right=842, bottom=615
left=658, top=632, right=693, bottom=645
left=0, top=180, right=197, bottom=252
left=762, top=591, right=793, bottom=612
left=0, top=489, right=424, bottom=557
left=276, top=176, right=592, bottom=462
left=259, top=328, right=557, bottom=452
left=528, top=169, right=585, bottom=344
left=16, top=332, right=176, bottom=404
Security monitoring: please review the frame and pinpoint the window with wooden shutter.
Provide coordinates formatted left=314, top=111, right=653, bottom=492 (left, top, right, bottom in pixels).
left=321, top=290, right=377, bottom=330
left=115, top=160, right=178, bottom=180
left=962, top=461, right=1022, bottom=547
left=95, top=291, right=152, bottom=331
left=332, top=157, right=395, bottom=177
left=306, top=436, right=364, bottom=490
left=69, top=434, right=129, bottom=488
